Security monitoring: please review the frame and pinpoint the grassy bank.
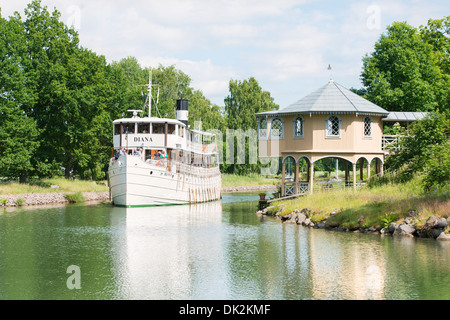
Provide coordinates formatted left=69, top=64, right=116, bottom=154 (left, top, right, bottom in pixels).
left=0, top=174, right=278, bottom=195
left=267, top=177, right=449, bottom=230
left=0, top=178, right=109, bottom=195
left=221, top=173, right=279, bottom=187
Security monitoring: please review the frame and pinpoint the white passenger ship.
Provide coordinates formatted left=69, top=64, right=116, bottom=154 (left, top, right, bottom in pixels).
left=107, top=78, right=221, bottom=207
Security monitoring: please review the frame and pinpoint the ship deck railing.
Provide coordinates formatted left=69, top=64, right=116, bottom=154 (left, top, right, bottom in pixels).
left=110, top=154, right=221, bottom=178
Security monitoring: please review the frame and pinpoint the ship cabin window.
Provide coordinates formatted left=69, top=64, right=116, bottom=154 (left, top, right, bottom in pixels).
left=152, top=123, right=165, bottom=134
left=114, top=124, right=121, bottom=135
left=167, top=124, right=176, bottom=134
left=178, top=126, right=184, bottom=137
left=123, top=123, right=135, bottom=134
left=138, top=123, right=150, bottom=134
left=144, top=149, right=153, bottom=161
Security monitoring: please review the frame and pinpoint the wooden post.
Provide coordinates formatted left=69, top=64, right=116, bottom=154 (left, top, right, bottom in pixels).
left=352, top=162, right=357, bottom=191
left=344, top=162, right=349, bottom=186
left=295, top=161, right=299, bottom=195
left=309, top=162, right=314, bottom=195
left=359, top=158, right=364, bottom=181
left=307, top=161, right=310, bottom=182
left=281, top=162, right=286, bottom=196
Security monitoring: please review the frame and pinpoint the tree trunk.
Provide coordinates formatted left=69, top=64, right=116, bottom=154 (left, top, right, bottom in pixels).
left=65, top=164, right=72, bottom=179
left=19, top=172, right=27, bottom=184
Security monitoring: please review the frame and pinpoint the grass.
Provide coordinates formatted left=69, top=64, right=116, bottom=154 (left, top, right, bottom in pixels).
left=1, top=174, right=277, bottom=193
left=268, top=176, right=450, bottom=230
left=65, top=192, right=86, bottom=203
left=222, top=173, right=279, bottom=187
left=0, top=178, right=109, bottom=195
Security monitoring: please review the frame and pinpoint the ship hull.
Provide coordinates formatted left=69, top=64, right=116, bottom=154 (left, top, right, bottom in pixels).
left=108, top=155, right=222, bottom=207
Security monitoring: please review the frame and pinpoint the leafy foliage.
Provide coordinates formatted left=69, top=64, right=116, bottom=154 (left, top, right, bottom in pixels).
left=422, top=140, right=450, bottom=191
left=360, top=17, right=449, bottom=114
left=0, top=1, right=228, bottom=182
left=223, top=77, right=279, bottom=175
left=386, top=111, right=450, bottom=189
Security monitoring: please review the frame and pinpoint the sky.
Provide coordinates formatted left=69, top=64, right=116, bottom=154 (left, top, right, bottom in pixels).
left=0, top=0, right=449, bottom=108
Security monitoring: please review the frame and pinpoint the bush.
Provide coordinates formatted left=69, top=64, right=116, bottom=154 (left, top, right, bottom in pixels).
left=15, top=198, right=25, bottom=206
left=65, top=192, right=85, bottom=203
left=422, top=141, right=450, bottom=191
left=380, top=212, right=398, bottom=228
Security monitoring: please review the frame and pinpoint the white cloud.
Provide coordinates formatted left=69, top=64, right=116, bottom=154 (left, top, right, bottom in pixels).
left=140, top=56, right=236, bottom=103
left=1, top=0, right=449, bottom=107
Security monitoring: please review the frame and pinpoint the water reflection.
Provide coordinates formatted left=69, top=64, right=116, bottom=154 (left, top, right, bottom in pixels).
left=0, top=194, right=449, bottom=300
left=110, top=201, right=224, bottom=299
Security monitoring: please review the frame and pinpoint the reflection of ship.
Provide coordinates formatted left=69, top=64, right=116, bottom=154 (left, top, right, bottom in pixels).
left=109, top=201, right=223, bottom=299
left=107, top=72, right=221, bottom=207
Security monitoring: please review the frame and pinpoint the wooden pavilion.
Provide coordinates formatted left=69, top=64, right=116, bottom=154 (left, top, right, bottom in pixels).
left=255, top=79, right=426, bottom=196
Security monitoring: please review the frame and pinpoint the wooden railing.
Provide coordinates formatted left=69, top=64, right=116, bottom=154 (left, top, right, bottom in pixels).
left=382, top=135, right=401, bottom=151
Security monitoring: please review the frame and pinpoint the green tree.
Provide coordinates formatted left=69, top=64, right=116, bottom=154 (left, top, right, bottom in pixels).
left=224, top=77, right=279, bottom=174
left=360, top=19, right=449, bottom=113
left=188, top=90, right=225, bottom=132
left=422, top=140, right=450, bottom=191
left=110, top=56, right=148, bottom=117
left=0, top=13, right=40, bottom=182
left=150, top=65, right=193, bottom=119
left=16, top=0, right=115, bottom=180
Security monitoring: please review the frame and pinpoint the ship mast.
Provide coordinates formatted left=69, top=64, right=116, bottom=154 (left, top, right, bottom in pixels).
left=148, top=69, right=152, bottom=117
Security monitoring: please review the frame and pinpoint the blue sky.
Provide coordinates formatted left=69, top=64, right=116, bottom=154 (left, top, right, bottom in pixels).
left=1, top=0, right=449, bottom=108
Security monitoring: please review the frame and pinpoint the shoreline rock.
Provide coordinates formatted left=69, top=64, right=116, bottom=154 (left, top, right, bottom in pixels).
left=221, top=184, right=278, bottom=193
left=0, top=184, right=277, bottom=207
left=257, top=207, right=450, bottom=241
left=0, top=192, right=111, bottom=207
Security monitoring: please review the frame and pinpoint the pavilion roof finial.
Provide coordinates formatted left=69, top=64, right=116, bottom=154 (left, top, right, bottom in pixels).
left=327, top=64, right=333, bottom=82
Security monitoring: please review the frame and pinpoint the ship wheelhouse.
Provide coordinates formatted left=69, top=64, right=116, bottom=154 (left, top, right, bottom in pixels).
left=111, top=116, right=219, bottom=168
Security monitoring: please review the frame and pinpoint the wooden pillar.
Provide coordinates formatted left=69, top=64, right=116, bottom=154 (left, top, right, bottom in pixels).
left=295, top=161, right=299, bottom=195
left=344, top=162, right=349, bottom=186
left=352, top=162, right=357, bottom=191
left=281, top=162, right=286, bottom=196
left=359, top=158, right=364, bottom=181
left=306, top=161, right=310, bottom=182
left=309, top=162, right=314, bottom=195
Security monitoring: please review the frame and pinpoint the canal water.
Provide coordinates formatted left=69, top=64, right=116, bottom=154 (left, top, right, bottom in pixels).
left=0, top=192, right=449, bottom=300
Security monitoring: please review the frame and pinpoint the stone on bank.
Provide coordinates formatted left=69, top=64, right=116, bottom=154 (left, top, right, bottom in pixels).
left=258, top=206, right=449, bottom=241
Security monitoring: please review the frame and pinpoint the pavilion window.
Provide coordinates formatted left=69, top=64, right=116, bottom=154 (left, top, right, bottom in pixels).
left=270, top=118, right=284, bottom=139
left=259, top=118, right=267, bottom=139
left=363, top=116, right=372, bottom=138
left=294, top=116, right=304, bottom=138
left=326, top=116, right=341, bottom=138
